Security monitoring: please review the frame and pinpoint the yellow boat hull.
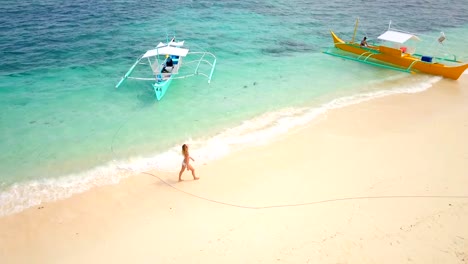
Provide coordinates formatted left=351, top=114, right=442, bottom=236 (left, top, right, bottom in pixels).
left=330, top=31, right=468, bottom=80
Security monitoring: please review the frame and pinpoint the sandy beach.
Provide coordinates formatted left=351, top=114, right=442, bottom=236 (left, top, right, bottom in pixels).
left=1, top=76, right=467, bottom=263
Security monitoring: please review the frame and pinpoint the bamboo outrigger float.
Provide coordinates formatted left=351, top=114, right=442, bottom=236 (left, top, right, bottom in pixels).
left=324, top=19, right=468, bottom=80
left=116, top=37, right=217, bottom=100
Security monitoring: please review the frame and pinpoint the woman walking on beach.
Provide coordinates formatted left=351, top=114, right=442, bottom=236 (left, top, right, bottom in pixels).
left=178, top=144, right=199, bottom=182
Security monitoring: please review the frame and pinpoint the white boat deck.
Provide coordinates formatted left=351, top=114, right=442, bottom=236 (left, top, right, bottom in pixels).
left=152, top=60, right=182, bottom=81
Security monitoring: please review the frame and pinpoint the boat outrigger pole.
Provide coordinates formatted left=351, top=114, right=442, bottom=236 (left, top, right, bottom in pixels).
left=208, top=58, right=217, bottom=83
left=191, top=52, right=217, bottom=84
left=115, top=57, right=141, bottom=89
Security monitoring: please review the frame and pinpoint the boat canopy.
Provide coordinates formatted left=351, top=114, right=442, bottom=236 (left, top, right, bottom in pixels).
left=142, top=46, right=190, bottom=58
left=377, top=30, right=420, bottom=44
left=157, top=41, right=185, bottom=47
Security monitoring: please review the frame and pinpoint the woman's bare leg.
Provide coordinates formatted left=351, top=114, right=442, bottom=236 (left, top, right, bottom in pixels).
left=178, top=166, right=185, bottom=182
left=189, top=165, right=199, bottom=180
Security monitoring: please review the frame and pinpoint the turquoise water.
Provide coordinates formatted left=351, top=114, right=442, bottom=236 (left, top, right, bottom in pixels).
left=1, top=0, right=468, bottom=216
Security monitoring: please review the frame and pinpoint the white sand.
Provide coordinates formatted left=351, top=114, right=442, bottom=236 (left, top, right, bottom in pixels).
left=1, top=76, right=467, bottom=263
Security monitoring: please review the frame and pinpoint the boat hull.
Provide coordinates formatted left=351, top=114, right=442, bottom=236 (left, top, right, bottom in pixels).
left=153, top=76, right=173, bottom=101
left=330, top=31, right=468, bottom=80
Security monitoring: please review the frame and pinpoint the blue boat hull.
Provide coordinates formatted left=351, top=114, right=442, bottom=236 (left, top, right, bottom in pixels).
left=153, top=76, right=174, bottom=101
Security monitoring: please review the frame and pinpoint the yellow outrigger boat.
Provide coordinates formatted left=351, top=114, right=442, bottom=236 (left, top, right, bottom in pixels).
left=324, top=20, right=468, bottom=80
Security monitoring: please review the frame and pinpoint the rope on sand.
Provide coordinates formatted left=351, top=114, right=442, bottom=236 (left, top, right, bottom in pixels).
left=141, top=171, right=468, bottom=210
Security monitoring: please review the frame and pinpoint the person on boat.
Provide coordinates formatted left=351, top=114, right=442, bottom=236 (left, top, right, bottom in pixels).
left=166, top=56, right=173, bottom=67
left=178, top=144, right=199, bottom=182
left=360, top=36, right=368, bottom=47
left=162, top=55, right=174, bottom=73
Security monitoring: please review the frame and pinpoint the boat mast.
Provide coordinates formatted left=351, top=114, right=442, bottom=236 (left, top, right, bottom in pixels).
left=351, top=17, right=359, bottom=43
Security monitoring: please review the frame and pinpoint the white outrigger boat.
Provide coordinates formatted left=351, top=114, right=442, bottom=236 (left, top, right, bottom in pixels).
left=116, top=38, right=217, bottom=100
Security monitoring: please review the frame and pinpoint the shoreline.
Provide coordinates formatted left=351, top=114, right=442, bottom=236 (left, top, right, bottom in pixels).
left=0, top=75, right=445, bottom=218
left=1, top=75, right=468, bottom=263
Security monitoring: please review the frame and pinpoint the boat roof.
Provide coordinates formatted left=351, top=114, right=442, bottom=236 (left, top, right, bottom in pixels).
left=157, top=41, right=185, bottom=48
left=377, top=30, right=420, bottom=44
left=142, top=46, right=190, bottom=58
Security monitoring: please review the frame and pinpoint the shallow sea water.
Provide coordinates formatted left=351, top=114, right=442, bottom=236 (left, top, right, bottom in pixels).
left=1, top=0, right=467, bottom=216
